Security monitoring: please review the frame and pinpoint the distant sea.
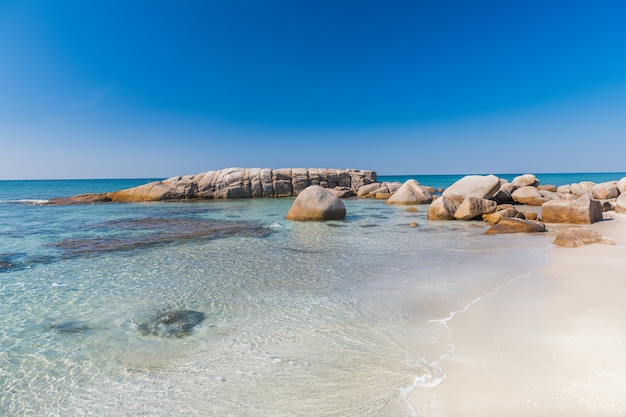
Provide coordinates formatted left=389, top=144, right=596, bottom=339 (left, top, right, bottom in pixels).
left=0, top=172, right=623, bottom=416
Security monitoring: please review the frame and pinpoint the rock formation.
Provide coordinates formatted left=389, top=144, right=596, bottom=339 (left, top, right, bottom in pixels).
left=49, top=167, right=377, bottom=203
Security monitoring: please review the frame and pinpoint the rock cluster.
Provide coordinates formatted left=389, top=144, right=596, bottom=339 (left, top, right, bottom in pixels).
left=52, top=168, right=377, bottom=203
left=425, top=173, right=626, bottom=234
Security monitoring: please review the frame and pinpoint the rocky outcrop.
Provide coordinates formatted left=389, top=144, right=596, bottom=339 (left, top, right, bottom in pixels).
left=542, top=196, right=603, bottom=224
left=385, top=179, right=433, bottom=205
left=485, top=218, right=546, bottom=234
left=285, top=186, right=346, bottom=221
left=553, top=229, right=615, bottom=248
left=50, top=168, right=377, bottom=203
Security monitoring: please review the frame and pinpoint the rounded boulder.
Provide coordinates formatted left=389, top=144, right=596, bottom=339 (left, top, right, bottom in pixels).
left=285, top=186, right=346, bottom=221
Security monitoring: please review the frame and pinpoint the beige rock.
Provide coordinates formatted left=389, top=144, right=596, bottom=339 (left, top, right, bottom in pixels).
left=485, top=218, right=546, bottom=234
left=454, top=197, right=497, bottom=220
left=285, top=186, right=346, bottom=221
left=591, top=181, right=619, bottom=200
left=511, top=186, right=547, bottom=206
left=108, top=181, right=179, bottom=202
left=617, top=177, right=626, bottom=194
left=523, top=212, right=538, bottom=221
left=538, top=184, right=557, bottom=192
left=442, top=175, right=501, bottom=201
left=427, top=196, right=460, bottom=220
left=482, top=207, right=521, bottom=225
left=542, top=196, right=603, bottom=224
left=556, top=184, right=572, bottom=194
left=357, top=182, right=382, bottom=198
left=386, top=182, right=402, bottom=194
left=570, top=183, right=592, bottom=197
left=616, top=193, right=626, bottom=214
left=386, top=179, right=433, bottom=205
left=375, top=193, right=391, bottom=199
left=539, top=190, right=561, bottom=201
left=553, top=228, right=615, bottom=248
left=511, top=174, right=539, bottom=188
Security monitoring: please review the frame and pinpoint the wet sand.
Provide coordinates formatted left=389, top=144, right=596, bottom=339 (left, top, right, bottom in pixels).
left=411, top=213, right=626, bottom=416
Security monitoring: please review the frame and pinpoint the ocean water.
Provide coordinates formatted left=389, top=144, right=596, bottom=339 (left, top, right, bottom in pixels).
left=0, top=173, right=622, bottom=416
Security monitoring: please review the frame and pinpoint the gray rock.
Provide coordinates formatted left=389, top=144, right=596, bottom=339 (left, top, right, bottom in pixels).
left=138, top=310, right=206, bottom=338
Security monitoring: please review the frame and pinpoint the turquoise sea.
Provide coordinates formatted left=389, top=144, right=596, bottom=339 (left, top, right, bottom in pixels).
left=0, top=172, right=623, bottom=416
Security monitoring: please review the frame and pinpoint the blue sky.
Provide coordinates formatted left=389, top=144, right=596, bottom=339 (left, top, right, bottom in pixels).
left=1, top=0, right=626, bottom=179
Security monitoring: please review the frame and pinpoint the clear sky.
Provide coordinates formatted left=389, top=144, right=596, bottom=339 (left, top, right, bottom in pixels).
left=1, top=0, right=626, bottom=179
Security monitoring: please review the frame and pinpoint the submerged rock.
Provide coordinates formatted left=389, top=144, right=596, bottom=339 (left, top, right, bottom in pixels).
left=50, top=321, right=93, bottom=334
left=48, top=218, right=272, bottom=258
left=138, top=310, right=206, bottom=338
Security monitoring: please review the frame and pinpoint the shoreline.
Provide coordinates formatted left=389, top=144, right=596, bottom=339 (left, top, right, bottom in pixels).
left=409, top=212, right=626, bottom=416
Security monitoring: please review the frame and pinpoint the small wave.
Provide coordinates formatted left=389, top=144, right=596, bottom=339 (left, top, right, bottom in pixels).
left=0, top=199, right=49, bottom=205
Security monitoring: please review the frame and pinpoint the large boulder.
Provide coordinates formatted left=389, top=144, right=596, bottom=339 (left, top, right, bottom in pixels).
left=108, top=181, right=180, bottom=202
left=485, top=218, right=546, bottom=234
left=542, top=196, right=603, bottom=224
left=427, top=196, right=460, bottom=220
left=285, top=186, right=346, bottom=221
left=511, top=174, right=539, bottom=188
left=453, top=197, right=497, bottom=220
left=553, top=229, right=615, bottom=248
left=511, top=186, right=547, bottom=206
left=617, top=177, right=626, bottom=194
left=386, top=179, right=433, bottom=205
left=442, top=174, right=501, bottom=202
left=616, top=193, right=626, bottom=214
left=591, top=181, right=619, bottom=200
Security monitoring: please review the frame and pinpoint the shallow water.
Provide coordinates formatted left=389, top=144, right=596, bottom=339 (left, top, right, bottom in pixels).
left=0, top=179, right=558, bottom=416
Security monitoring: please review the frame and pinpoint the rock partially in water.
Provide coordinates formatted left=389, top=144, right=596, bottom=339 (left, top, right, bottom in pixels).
left=138, top=310, right=206, bottom=338
left=50, top=321, right=93, bottom=334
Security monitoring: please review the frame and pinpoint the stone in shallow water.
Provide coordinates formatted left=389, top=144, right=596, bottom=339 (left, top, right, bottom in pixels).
left=50, top=321, right=93, bottom=334
left=138, top=310, right=206, bottom=338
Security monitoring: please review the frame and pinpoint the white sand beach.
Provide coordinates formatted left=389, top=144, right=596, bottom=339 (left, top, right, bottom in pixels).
left=411, top=213, right=626, bottom=416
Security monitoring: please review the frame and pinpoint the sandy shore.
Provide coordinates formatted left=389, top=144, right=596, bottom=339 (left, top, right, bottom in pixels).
left=411, top=212, right=626, bottom=416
